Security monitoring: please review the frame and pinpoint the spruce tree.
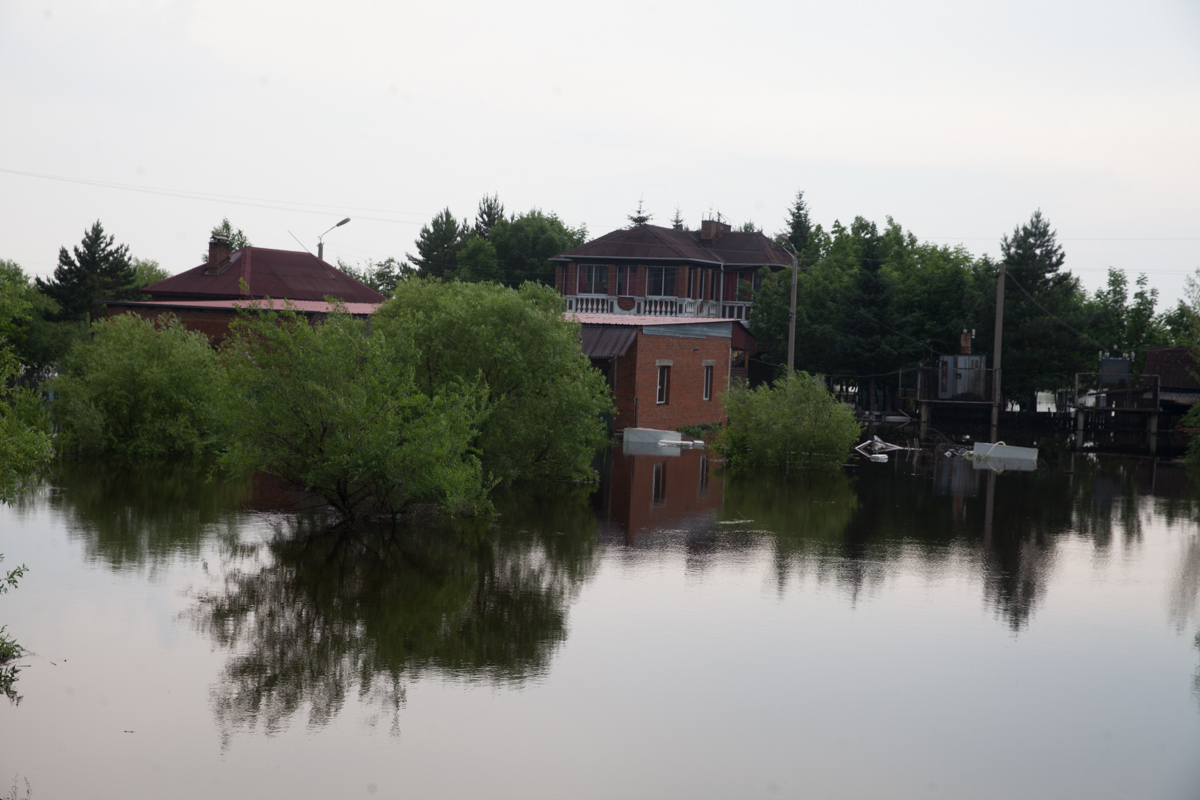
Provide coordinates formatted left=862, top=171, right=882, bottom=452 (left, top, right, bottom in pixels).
left=627, top=199, right=653, bottom=227
left=670, top=207, right=686, bottom=230
left=473, top=194, right=505, bottom=238
left=408, top=209, right=466, bottom=279
left=785, top=190, right=815, bottom=260
left=36, top=221, right=138, bottom=321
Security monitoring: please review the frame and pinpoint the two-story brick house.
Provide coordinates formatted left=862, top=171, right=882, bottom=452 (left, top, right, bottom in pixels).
left=552, top=219, right=792, bottom=321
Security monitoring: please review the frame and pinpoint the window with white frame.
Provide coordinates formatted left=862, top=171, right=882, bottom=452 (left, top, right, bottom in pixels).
left=577, top=264, right=608, bottom=295
left=657, top=365, right=670, bottom=404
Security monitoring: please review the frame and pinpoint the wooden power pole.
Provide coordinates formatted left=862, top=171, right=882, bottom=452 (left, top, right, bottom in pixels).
left=990, top=262, right=1006, bottom=443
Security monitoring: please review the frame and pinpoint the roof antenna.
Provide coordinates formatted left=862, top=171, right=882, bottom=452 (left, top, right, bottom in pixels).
left=288, top=230, right=314, bottom=255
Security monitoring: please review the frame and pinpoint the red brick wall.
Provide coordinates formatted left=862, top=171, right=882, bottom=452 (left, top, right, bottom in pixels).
left=107, top=307, right=236, bottom=345
left=610, top=331, right=728, bottom=432
left=606, top=448, right=722, bottom=542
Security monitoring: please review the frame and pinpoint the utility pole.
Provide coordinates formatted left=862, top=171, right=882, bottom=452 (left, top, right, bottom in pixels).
left=778, top=239, right=800, bottom=374
left=990, top=261, right=1006, bottom=443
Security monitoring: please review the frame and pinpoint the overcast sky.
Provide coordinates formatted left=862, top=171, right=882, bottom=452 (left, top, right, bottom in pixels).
left=2, top=0, right=1198, bottom=304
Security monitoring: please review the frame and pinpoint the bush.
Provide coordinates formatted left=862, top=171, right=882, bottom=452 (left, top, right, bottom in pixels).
left=718, top=371, right=861, bottom=473
left=374, top=280, right=612, bottom=485
left=53, top=313, right=225, bottom=458
left=220, top=304, right=487, bottom=521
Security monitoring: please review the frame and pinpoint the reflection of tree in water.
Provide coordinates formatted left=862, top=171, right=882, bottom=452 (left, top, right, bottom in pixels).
left=720, top=471, right=858, bottom=593
left=721, top=456, right=1173, bottom=631
left=193, top=483, right=600, bottom=742
left=43, top=459, right=253, bottom=574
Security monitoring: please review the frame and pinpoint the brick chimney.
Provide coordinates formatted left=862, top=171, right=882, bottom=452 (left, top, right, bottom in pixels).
left=699, top=219, right=731, bottom=245
left=205, top=236, right=231, bottom=274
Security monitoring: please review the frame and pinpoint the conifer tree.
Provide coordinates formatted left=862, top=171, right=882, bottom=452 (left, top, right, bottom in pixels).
left=203, top=218, right=251, bottom=261
left=627, top=199, right=653, bottom=227
left=36, top=221, right=138, bottom=321
left=670, top=207, right=686, bottom=230
left=473, top=194, right=505, bottom=238
left=408, top=209, right=466, bottom=279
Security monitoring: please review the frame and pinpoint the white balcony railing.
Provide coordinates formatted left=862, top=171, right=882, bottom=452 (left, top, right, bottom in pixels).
left=565, top=295, right=750, bottom=319
left=567, top=296, right=615, bottom=314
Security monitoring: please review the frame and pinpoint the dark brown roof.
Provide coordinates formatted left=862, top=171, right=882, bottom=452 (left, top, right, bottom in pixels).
left=144, top=247, right=387, bottom=304
left=580, top=325, right=640, bottom=359
left=554, top=224, right=792, bottom=269
left=1144, top=346, right=1200, bottom=390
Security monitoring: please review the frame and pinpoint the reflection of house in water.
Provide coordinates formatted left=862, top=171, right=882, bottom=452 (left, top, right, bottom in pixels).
left=594, top=445, right=723, bottom=544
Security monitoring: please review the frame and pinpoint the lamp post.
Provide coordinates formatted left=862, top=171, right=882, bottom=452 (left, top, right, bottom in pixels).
left=316, top=217, right=351, bottom=262
left=775, top=238, right=800, bottom=374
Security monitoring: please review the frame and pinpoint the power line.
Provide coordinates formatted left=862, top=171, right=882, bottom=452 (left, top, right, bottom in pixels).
left=0, top=166, right=429, bottom=225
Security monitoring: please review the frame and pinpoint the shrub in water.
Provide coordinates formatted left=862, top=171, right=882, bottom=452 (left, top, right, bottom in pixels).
left=220, top=304, right=487, bottom=521
left=54, top=313, right=224, bottom=458
left=718, top=371, right=861, bottom=473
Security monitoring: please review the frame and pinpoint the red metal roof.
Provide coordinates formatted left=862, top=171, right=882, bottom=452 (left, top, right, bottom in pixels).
left=554, top=224, right=792, bottom=269
left=570, top=313, right=742, bottom=326
left=107, top=299, right=382, bottom=315
left=144, top=247, right=387, bottom=304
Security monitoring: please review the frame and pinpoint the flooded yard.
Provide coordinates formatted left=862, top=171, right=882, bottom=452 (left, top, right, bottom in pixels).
left=2, top=450, right=1200, bottom=799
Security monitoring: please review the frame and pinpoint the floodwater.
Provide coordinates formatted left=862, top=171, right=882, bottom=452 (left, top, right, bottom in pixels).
left=3, top=449, right=1200, bottom=799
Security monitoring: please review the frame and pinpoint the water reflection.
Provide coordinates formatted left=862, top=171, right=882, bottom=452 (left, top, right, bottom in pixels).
left=37, top=460, right=255, bottom=574
left=191, top=484, right=601, bottom=743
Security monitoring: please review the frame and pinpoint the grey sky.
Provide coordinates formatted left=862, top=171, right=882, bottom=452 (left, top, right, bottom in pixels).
left=2, top=0, right=1198, bottom=304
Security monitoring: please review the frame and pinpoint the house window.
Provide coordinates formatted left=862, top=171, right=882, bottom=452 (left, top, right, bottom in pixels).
left=616, top=265, right=634, bottom=296
left=703, top=365, right=713, bottom=401
left=577, top=264, right=608, bottom=295
left=652, top=462, right=666, bottom=506
left=648, top=267, right=676, bottom=297
left=687, top=269, right=695, bottom=299
left=657, top=365, right=670, bottom=404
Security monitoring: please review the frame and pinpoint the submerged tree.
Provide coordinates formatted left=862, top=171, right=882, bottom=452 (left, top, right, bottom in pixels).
left=718, top=371, right=861, bottom=473
left=54, top=313, right=225, bottom=459
left=374, top=280, right=612, bottom=485
left=220, top=303, right=487, bottom=521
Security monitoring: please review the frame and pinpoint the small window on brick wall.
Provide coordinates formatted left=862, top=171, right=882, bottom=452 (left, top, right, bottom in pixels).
left=657, top=365, right=670, bottom=404
left=703, top=365, right=713, bottom=401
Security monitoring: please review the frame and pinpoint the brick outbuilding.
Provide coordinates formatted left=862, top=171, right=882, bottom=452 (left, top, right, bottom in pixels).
left=576, top=313, right=755, bottom=433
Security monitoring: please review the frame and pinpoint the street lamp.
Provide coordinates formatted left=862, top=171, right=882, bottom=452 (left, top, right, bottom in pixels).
left=316, top=217, right=351, bottom=262
left=774, top=237, right=800, bottom=375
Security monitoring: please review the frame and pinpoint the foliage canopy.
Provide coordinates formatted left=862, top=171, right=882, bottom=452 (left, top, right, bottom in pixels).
left=718, top=371, right=860, bottom=474
left=374, top=280, right=612, bottom=485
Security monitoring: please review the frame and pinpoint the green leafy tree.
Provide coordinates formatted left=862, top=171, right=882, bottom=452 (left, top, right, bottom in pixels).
left=204, top=218, right=251, bottom=259
left=336, top=257, right=413, bottom=295
left=374, top=280, right=612, bottom=485
left=220, top=304, right=487, bottom=521
left=488, top=210, right=586, bottom=287
left=0, top=259, right=81, bottom=382
left=409, top=208, right=467, bottom=279
left=133, top=258, right=170, bottom=288
left=1086, top=268, right=1169, bottom=372
left=0, top=274, right=52, bottom=501
left=718, top=371, right=861, bottom=474
left=36, top=221, right=139, bottom=321
left=54, top=313, right=225, bottom=458
left=454, top=236, right=501, bottom=283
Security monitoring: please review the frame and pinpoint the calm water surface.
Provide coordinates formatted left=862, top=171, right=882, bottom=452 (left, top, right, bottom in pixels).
left=2, top=450, right=1200, bottom=799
